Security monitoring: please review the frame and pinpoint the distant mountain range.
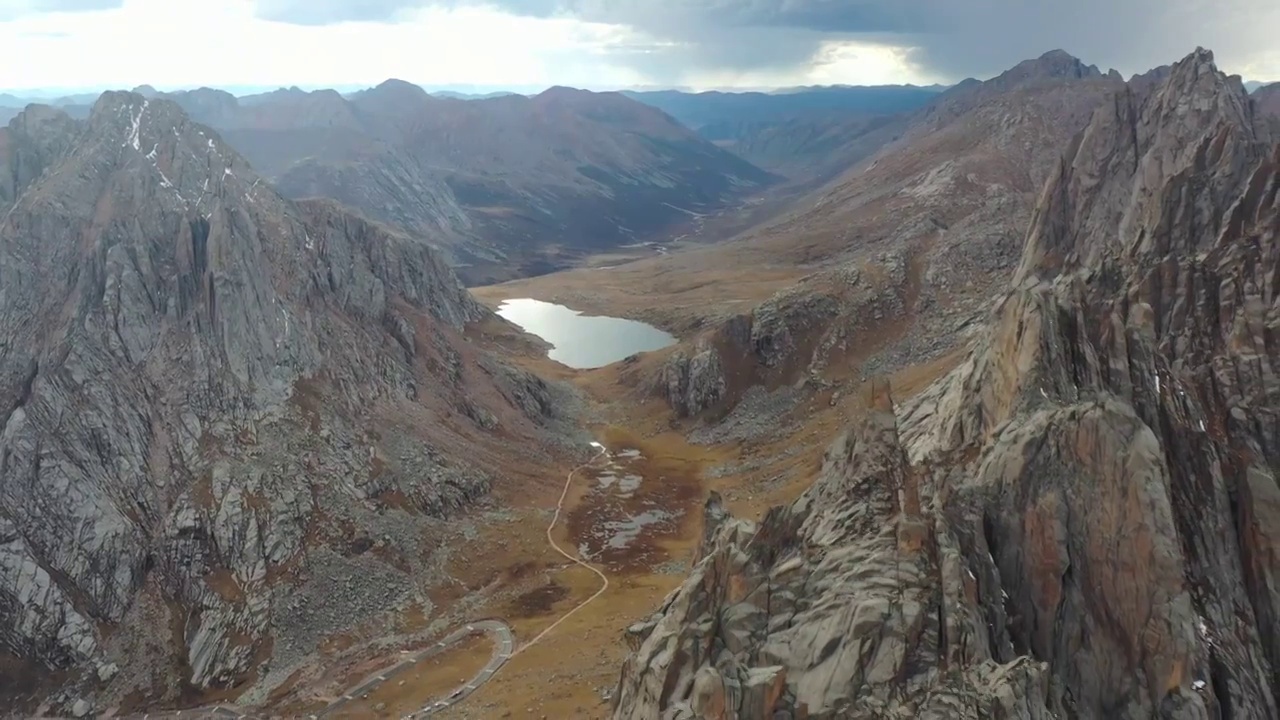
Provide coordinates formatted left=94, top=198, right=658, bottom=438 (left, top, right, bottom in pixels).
left=87, top=81, right=775, bottom=284
left=621, top=85, right=944, bottom=131
left=2, top=79, right=973, bottom=279
left=6, top=72, right=1276, bottom=281
left=5, top=75, right=1274, bottom=109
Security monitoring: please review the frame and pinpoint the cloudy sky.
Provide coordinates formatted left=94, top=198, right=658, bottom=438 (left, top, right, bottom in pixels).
left=1, top=0, right=1278, bottom=93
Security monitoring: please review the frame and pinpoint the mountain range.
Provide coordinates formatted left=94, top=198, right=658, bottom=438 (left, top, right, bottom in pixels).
left=5, top=43, right=1280, bottom=720
left=4, top=84, right=777, bottom=285
left=159, top=81, right=777, bottom=284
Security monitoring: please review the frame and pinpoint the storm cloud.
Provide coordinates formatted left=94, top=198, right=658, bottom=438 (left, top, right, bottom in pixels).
left=254, top=0, right=1280, bottom=82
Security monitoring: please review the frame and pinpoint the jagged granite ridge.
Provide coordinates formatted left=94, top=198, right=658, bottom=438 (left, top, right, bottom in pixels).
left=0, top=92, right=577, bottom=712
left=614, top=48, right=1280, bottom=719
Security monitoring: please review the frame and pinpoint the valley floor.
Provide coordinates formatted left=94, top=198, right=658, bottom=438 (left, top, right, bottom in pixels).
left=194, top=300, right=955, bottom=719
left=98, top=211, right=962, bottom=718
left=388, top=317, right=962, bottom=719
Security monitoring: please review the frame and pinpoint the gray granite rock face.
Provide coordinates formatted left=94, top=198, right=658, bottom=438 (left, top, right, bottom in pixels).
left=614, top=49, right=1280, bottom=719
left=0, top=93, right=576, bottom=703
left=662, top=341, right=727, bottom=418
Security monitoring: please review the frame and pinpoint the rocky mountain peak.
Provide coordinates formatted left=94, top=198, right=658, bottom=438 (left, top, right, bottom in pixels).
left=1016, top=45, right=1270, bottom=282
left=370, top=78, right=427, bottom=97
left=353, top=78, right=434, bottom=108
left=536, top=85, right=588, bottom=99
left=989, top=48, right=1102, bottom=88
left=67, top=91, right=266, bottom=234
left=922, top=49, right=1117, bottom=127
left=91, top=91, right=199, bottom=144
left=349, top=78, right=439, bottom=124
left=1034, top=48, right=1103, bottom=76
left=1156, top=46, right=1244, bottom=106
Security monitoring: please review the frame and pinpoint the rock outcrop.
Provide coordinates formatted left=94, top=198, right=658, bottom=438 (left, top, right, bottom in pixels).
left=662, top=341, right=728, bottom=418
left=613, top=48, right=1280, bottom=719
left=0, top=94, right=576, bottom=710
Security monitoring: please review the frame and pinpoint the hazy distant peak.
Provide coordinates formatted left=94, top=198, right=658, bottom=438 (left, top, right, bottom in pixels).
left=532, top=86, right=633, bottom=112
left=1253, top=82, right=1280, bottom=119
left=1035, top=49, right=1078, bottom=63
left=1007, top=49, right=1103, bottom=81
left=350, top=78, right=438, bottom=119
left=238, top=86, right=310, bottom=106
left=5, top=101, right=70, bottom=128
left=370, top=78, right=428, bottom=96
left=353, top=79, right=434, bottom=108
left=934, top=49, right=1108, bottom=107
left=537, top=85, right=594, bottom=99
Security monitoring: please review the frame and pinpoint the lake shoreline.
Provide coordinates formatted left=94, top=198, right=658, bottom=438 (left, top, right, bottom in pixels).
left=495, top=298, right=677, bottom=369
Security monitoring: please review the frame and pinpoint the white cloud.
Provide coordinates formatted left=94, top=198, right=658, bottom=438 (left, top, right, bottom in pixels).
left=0, top=0, right=647, bottom=90
left=0, top=0, right=941, bottom=91
left=806, top=42, right=942, bottom=87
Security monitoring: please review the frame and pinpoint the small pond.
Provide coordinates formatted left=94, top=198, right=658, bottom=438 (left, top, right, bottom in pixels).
left=495, top=298, right=676, bottom=369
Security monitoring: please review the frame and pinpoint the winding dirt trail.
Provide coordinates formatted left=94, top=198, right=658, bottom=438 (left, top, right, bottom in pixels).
left=509, top=442, right=610, bottom=658
left=127, top=444, right=612, bottom=719
left=323, top=619, right=515, bottom=718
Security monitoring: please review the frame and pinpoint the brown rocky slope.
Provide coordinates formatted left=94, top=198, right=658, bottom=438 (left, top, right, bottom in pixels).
left=611, top=48, right=1280, bottom=719
left=0, top=94, right=581, bottom=715
left=646, top=51, right=1127, bottom=421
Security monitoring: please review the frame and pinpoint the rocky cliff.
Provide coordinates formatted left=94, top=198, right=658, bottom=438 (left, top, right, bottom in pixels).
left=615, top=48, right=1280, bottom=719
left=0, top=94, right=577, bottom=713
